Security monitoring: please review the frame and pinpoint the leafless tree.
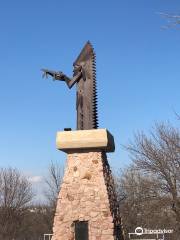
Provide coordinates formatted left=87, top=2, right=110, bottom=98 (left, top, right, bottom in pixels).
left=44, top=161, right=63, bottom=207
left=0, top=167, right=33, bottom=239
left=174, top=110, right=180, bottom=121
left=115, top=166, right=177, bottom=239
left=43, top=161, right=64, bottom=232
left=125, top=123, right=180, bottom=232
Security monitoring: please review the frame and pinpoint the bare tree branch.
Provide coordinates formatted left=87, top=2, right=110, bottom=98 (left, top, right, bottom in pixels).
left=0, top=167, right=34, bottom=239
left=44, top=161, right=63, bottom=207
left=125, top=123, right=180, bottom=232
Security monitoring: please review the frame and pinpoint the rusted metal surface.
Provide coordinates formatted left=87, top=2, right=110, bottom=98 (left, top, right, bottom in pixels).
left=42, top=41, right=98, bottom=130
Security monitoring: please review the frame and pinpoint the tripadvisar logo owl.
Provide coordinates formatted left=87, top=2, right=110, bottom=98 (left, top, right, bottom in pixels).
left=128, top=227, right=173, bottom=240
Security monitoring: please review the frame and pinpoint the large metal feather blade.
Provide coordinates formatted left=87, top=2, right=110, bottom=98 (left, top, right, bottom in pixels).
left=74, top=41, right=99, bottom=129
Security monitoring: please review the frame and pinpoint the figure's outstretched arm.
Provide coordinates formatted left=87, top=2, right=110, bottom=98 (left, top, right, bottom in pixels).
left=41, top=68, right=82, bottom=89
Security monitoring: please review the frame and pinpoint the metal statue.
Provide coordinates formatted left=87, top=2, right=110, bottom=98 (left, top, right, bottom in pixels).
left=42, top=42, right=98, bottom=130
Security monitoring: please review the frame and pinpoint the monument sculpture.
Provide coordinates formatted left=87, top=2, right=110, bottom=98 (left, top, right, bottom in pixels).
left=42, top=41, right=98, bottom=130
left=42, top=42, right=124, bottom=240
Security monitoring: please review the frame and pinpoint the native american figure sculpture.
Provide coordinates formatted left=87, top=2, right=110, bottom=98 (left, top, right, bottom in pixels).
left=42, top=42, right=125, bottom=240
left=42, top=42, right=98, bottom=130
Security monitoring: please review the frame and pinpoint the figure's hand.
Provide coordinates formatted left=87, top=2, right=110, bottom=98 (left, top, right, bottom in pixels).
left=41, top=69, right=65, bottom=81
left=41, top=69, right=50, bottom=78
left=54, top=71, right=66, bottom=81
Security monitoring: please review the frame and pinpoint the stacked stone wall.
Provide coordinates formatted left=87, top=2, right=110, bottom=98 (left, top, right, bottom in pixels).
left=52, top=151, right=124, bottom=240
left=101, top=152, right=124, bottom=239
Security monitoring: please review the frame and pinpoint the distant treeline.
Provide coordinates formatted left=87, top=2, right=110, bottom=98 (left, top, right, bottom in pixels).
left=0, top=122, right=179, bottom=240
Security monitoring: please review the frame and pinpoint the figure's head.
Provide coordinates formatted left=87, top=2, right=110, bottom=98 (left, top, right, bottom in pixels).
left=73, top=64, right=82, bottom=75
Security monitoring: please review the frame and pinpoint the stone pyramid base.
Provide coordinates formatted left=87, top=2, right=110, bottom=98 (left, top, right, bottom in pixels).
left=52, top=150, right=124, bottom=240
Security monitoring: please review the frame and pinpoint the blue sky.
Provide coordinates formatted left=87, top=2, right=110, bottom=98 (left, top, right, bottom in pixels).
left=0, top=0, right=180, bottom=182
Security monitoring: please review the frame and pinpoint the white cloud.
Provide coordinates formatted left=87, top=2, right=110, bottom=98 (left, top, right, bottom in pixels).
left=28, top=175, right=43, bottom=183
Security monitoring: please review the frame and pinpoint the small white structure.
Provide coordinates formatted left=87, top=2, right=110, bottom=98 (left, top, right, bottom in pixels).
left=44, top=233, right=53, bottom=240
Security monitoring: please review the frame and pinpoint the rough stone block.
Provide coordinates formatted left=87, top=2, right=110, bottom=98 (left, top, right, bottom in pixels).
left=56, top=129, right=115, bottom=153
